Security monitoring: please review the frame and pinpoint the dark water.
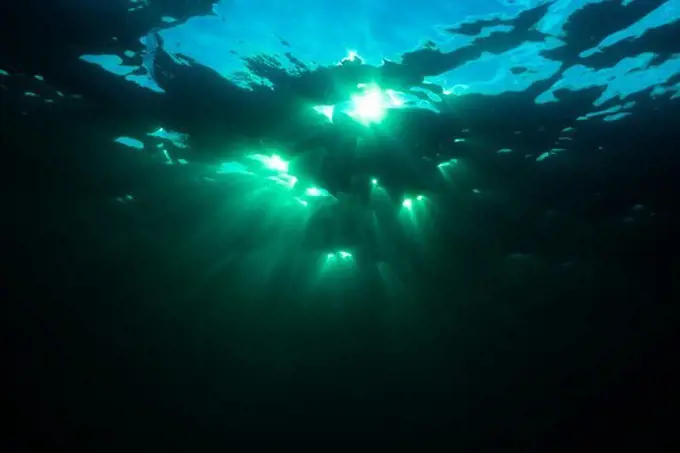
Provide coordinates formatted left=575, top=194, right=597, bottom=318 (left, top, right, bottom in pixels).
left=4, top=0, right=679, bottom=450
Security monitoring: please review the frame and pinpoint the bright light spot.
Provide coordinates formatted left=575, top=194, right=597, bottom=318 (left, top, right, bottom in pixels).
left=319, top=250, right=356, bottom=277
left=161, top=149, right=173, bottom=164
left=348, top=87, right=387, bottom=124
left=341, top=84, right=410, bottom=126
left=417, top=195, right=425, bottom=201
left=402, top=198, right=413, bottom=209
left=147, top=127, right=189, bottom=148
left=320, top=250, right=356, bottom=272
left=313, top=105, right=335, bottom=122
left=305, top=187, right=328, bottom=197
left=251, top=153, right=290, bottom=173
left=265, top=154, right=289, bottom=172
left=339, top=50, right=363, bottom=66
left=437, top=158, right=458, bottom=169
left=371, top=178, right=378, bottom=185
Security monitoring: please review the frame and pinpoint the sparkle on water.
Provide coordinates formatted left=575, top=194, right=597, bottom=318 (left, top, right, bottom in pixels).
left=91, top=0, right=680, bottom=293
left=346, top=84, right=401, bottom=125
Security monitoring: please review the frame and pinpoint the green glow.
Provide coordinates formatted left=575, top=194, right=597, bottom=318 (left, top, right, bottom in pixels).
left=216, top=160, right=246, bottom=175
left=161, top=149, right=172, bottom=164
left=385, top=89, right=404, bottom=107
left=116, top=194, right=135, bottom=203
left=371, top=178, right=378, bottom=185
left=324, top=250, right=354, bottom=261
left=339, top=50, right=362, bottom=65
left=313, top=105, right=335, bottom=122
left=263, top=154, right=289, bottom=172
left=249, top=153, right=290, bottom=173
left=437, top=158, right=458, bottom=169
left=348, top=86, right=387, bottom=124
left=304, top=186, right=329, bottom=197
left=345, top=83, right=408, bottom=126
left=212, top=146, right=337, bottom=222
left=268, top=174, right=298, bottom=188
left=403, top=195, right=426, bottom=209
left=318, top=249, right=356, bottom=277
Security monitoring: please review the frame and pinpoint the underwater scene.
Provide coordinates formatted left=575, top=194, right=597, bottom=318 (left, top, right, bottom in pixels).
left=5, top=0, right=679, bottom=449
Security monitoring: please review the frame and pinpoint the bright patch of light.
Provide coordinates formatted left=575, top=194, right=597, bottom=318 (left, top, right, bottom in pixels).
left=305, top=186, right=330, bottom=197
left=268, top=173, right=298, bottom=188
left=444, top=84, right=471, bottom=96
left=344, top=84, right=411, bottom=125
left=250, top=153, right=290, bottom=173
left=348, top=87, right=386, bottom=124
left=437, top=158, right=458, bottom=169
left=403, top=195, right=427, bottom=209
left=114, top=136, right=144, bottom=150
left=147, top=127, right=189, bottom=148
left=339, top=50, right=362, bottom=65
left=161, top=148, right=173, bottom=164
left=313, top=105, right=335, bottom=122
left=212, top=147, right=336, bottom=215
left=319, top=249, right=357, bottom=275
left=371, top=178, right=378, bottom=185
left=385, top=89, right=405, bottom=106
left=325, top=250, right=354, bottom=260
